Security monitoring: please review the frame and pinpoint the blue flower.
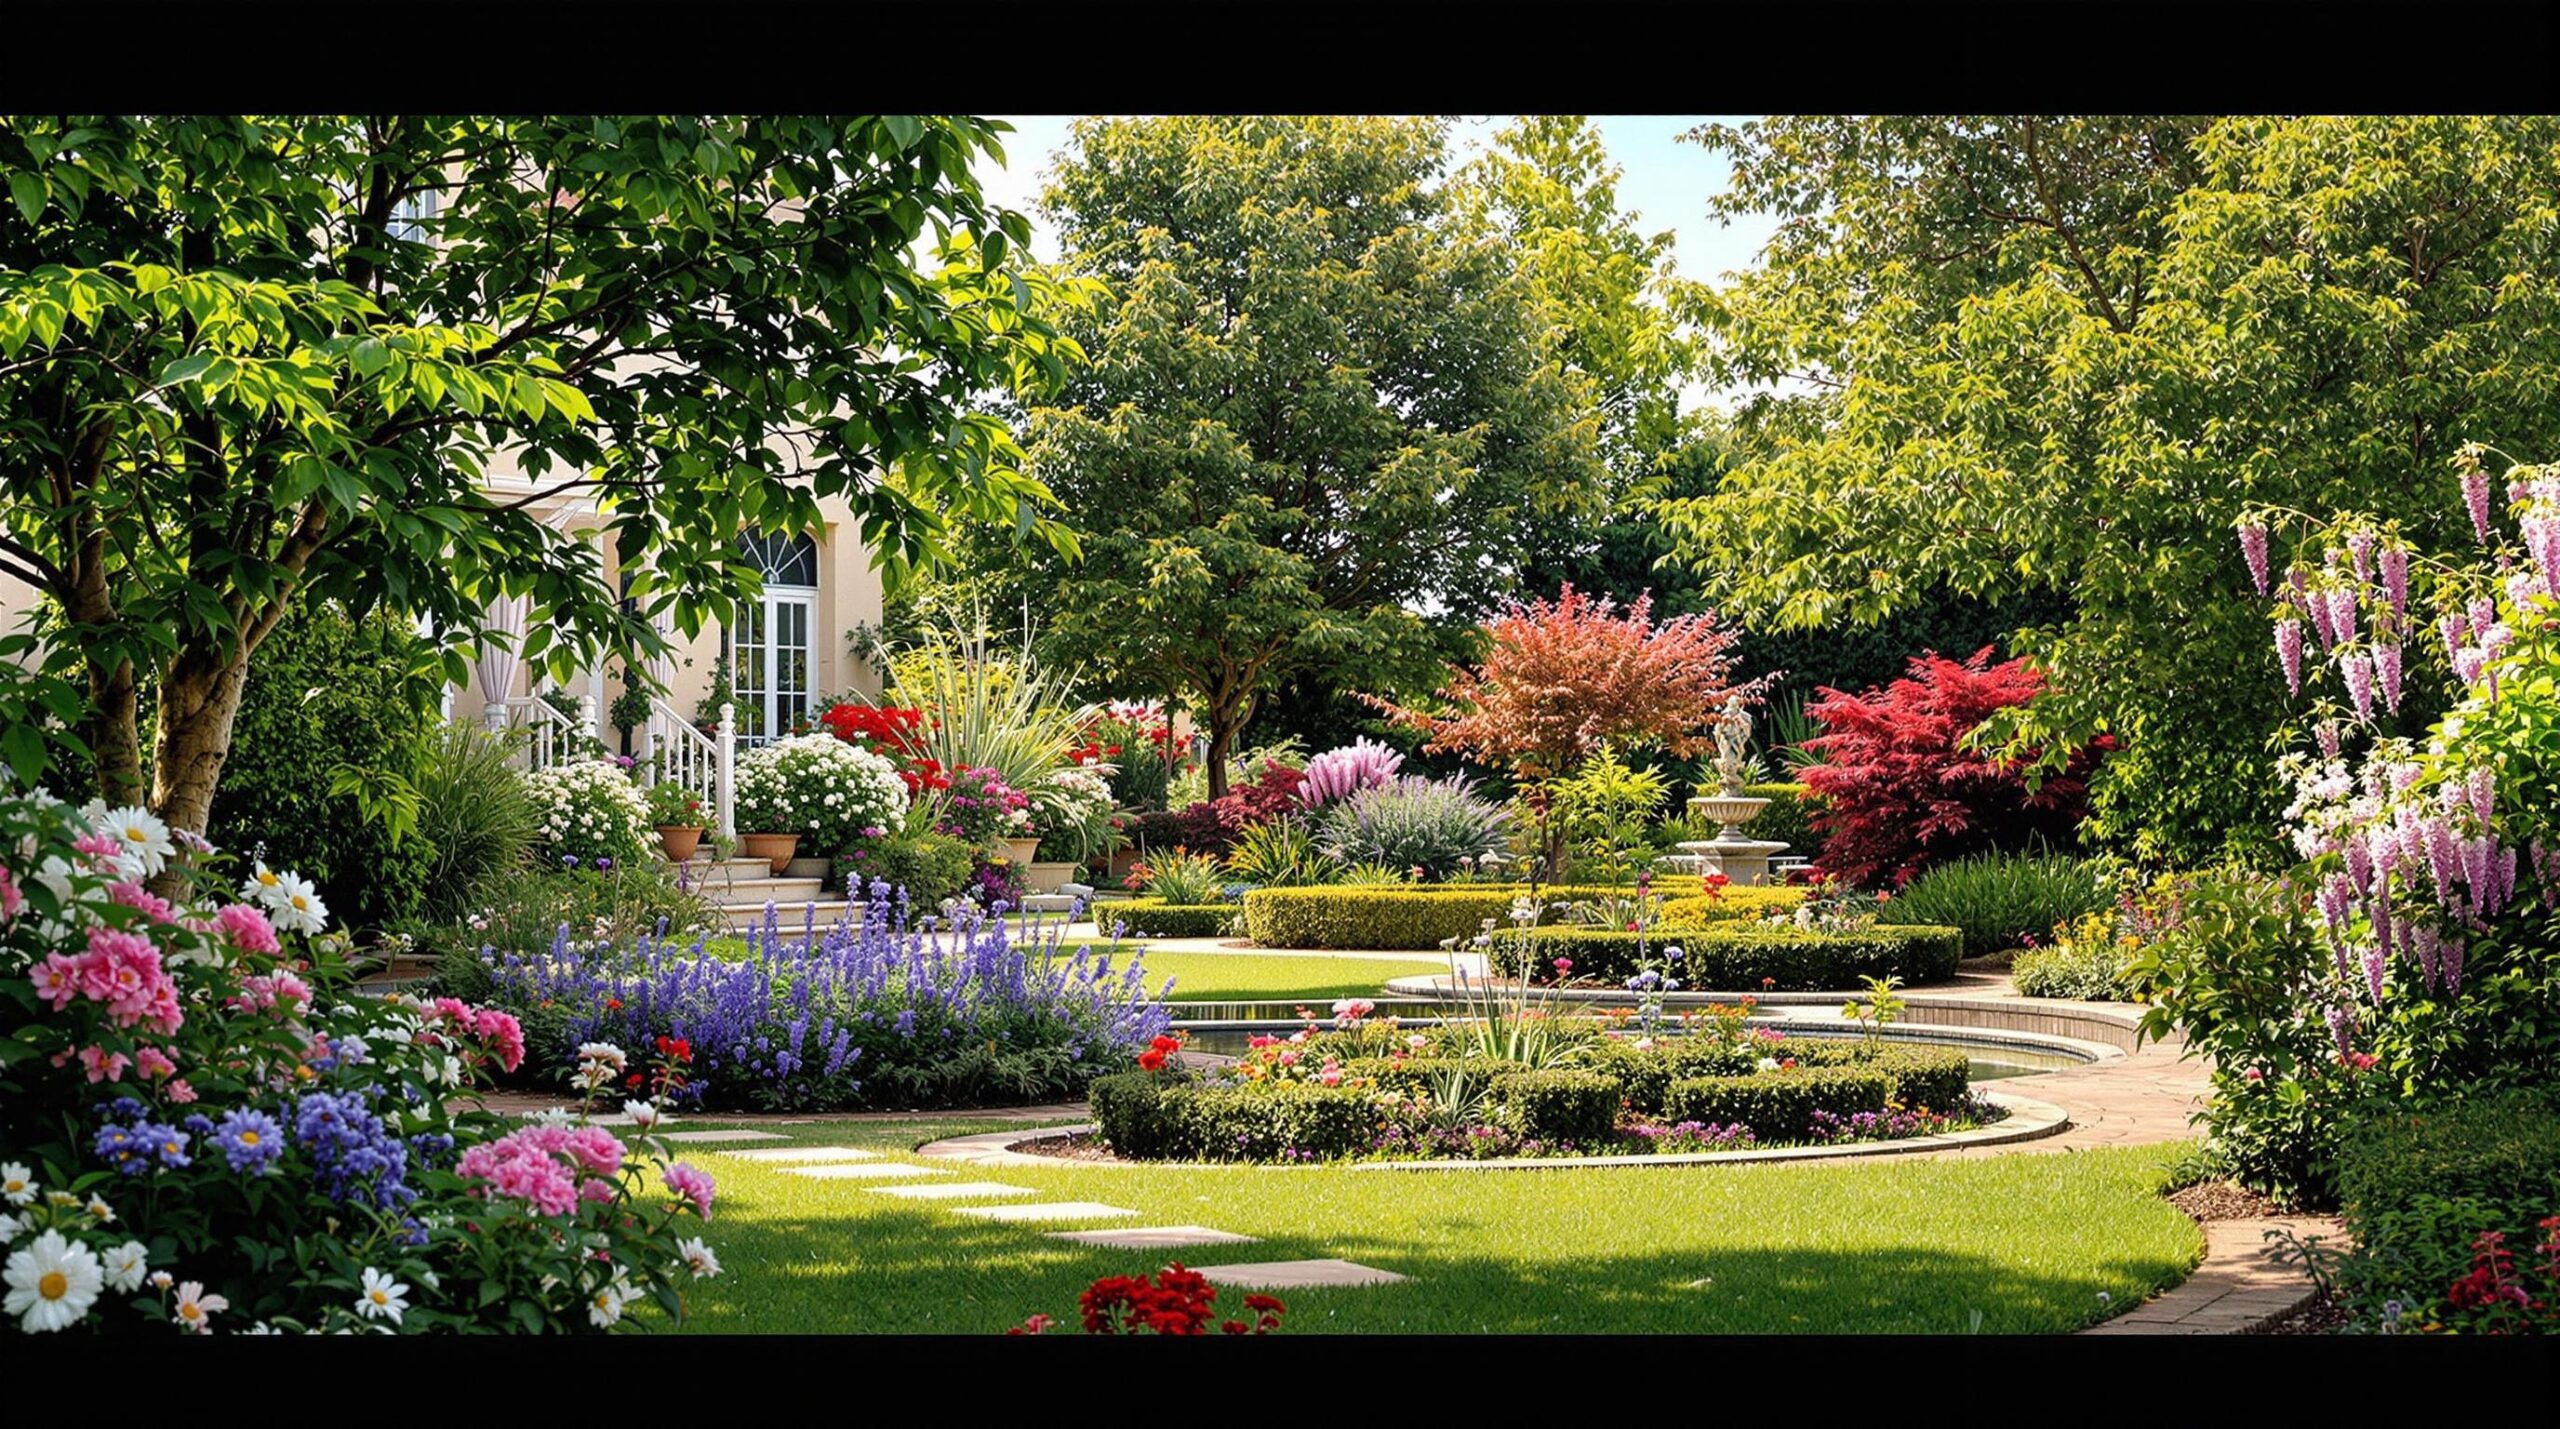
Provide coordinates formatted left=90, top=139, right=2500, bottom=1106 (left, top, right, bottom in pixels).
left=214, top=1107, right=286, bottom=1175
left=561, top=855, right=580, bottom=869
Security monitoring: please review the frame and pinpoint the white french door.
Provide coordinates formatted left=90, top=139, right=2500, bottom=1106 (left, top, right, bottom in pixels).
left=732, top=586, right=816, bottom=745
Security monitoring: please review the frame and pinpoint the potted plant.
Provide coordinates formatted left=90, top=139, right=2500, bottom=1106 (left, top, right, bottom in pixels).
left=1025, top=763, right=1117, bottom=894
left=735, top=733, right=913, bottom=877
left=643, top=780, right=707, bottom=863
left=942, top=764, right=1038, bottom=864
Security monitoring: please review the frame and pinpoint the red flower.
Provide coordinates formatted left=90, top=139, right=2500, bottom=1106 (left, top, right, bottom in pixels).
left=1136, top=1049, right=1167, bottom=1072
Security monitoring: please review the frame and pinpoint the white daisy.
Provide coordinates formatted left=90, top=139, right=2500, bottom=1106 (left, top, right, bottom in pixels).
left=576, top=1042, right=627, bottom=1072
left=677, top=1237, right=722, bottom=1279
left=585, top=1274, right=637, bottom=1328
left=0, top=1213, right=20, bottom=1241
left=83, top=1195, right=112, bottom=1225
left=100, top=1241, right=149, bottom=1292
left=100, top=806, right=173, bottom=877
left=268, top=873, right=329, bottom=935
left=241, top=861, right=287, bottom=903
left=171, top=1279, right=228, bottom=1333
left=355, top=1267, right=409, bottom=1325
left=3, top=1230, right=104, bottom=1333
left=0, top=1163, right=33, bottom=1206
left=622, top=1099, right=662, bottom=1130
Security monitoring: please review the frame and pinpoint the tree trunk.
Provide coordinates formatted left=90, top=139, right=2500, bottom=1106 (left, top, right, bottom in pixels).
left=148, top=644, right=251, bottom=843
left=80, top=655, right=145, bottom=809
left=1204, top=704, right=1241, bottom=801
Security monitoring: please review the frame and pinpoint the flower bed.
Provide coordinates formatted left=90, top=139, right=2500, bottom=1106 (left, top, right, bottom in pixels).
left=524, top=758, right=653, bottom=868
left=0, top=790, right=715, bottom=1336
left=478, top=889, right=1172, bottom=1112
left=1086, top=1009, right=1985, bottom=1164
left=1653, top=887, right=1810, bottom=927
left=732, top=734, right=909, bottom=853
left=1487, top=925, right=1963, bottom=989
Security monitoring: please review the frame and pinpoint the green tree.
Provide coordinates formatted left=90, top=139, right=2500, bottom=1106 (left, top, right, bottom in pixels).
left=1014, top=116, right=1607, bottom=796
left=1660, top=115, right=2560, bottom=863
left=0, top=115, right=1088, bottom=844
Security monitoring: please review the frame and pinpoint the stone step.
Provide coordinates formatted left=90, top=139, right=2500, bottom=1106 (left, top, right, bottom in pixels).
left=684, top=855, right=796, bottom=875
left=689, top=875, right=827, bottom=906
left=714, top=900, right=857, bottom=930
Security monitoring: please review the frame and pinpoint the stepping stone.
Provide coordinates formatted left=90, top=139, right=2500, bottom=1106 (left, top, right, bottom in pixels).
left=714, top=1146, right=881, bottom=1163
left=1047, top=1225, right=1259, bottom=1250
left=660, top=1129, right=788, bottom=1143
left=951, top=1201, right=1138, bottom=1223
left=864, top=1181, right=1039, bottom=1201
left=783, top=1162, right=950, bottom=1181
left=1193, top=1259, right=1408, bottom=1289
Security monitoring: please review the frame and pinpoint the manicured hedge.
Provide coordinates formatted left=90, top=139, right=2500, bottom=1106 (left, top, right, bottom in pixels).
left=1487, top=925, right=1964, bottom=989
left=1342, top=1055, right=1474, bottom=1096
left=1489, top=1068, right=1622, bottom=1145
left=1656, top=886, right=1807, bottom=927
left=1578, top=1035, right=1761, bottom=1114
left=1105, top=899, right=1239, bottom=939
left=1242, top=884, right=1633, bottom=950
left=1665, top=1067, right=1892, bottom=1141
left=2334, top=1087, right=2560, bottom=1322
left=1088, top=1073, right=1383, bottom=1161
left=1784, top=1042, right=1973, bottom=1114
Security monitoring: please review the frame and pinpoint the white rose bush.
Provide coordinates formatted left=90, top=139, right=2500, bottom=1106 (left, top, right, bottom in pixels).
left=733, top=735, right=909, bottom=856
left=523, top=760, right=652, bottom=869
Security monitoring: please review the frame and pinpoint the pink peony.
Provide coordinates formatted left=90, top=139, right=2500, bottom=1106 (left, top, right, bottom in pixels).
left=108, top=881, right=176, bottom=924
left=165, top=1079, right=196, bottom=1104
left=662, top=1161, right=717, bottom=1219
left=213, top=903, right=280, bottom=955
left=134, top=1045, right=177, bottom=1080
left=472, top=1008, right=526, bottom=1073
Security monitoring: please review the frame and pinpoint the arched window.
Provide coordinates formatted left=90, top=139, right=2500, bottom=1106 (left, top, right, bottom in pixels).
left=739, top=530, right=818, bottom=588
left=729, top=528, right=820, bottom=743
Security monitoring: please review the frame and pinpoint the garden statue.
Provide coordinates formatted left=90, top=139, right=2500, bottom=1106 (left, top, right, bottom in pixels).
left=1712, top=694, right=1753, bottom=795
left=1672, top=694, right=1792, bottom=886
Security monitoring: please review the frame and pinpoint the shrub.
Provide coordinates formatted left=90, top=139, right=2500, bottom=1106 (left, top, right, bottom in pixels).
left=0, top=789, right=714, bottom=1335
left=1223, top=817, right=1334, bottom=889
left=483, top=889, right=1171, bottom=1111
left=1127, top=848, right=1226, bottom=904
left=1242, top=886, right=1574, bottom=950
left=522, top=760, right=653, bottom=869
left=832, top=829, right=976, bottom=904
left=413, top=865, right=724, bottom=1008
left=1092, top=702, right=1181, bottom=811
left=2013, top=939, right=2134, bottom=1000
left=1300, top=738, right=1404, bottom=808
left=206, top=599, right=438, bottom=932
left=1655, top=886, right=1809, bottom=927
left=939, top=763, right=1033, bottom=846
left=1340, top=1055, right=1476, bottom=1097
left=641, top=780, right=707, bottom=830
left=1876, top=850, right=2110, bottom=959
left=1780, top=1042, right=1973, bottom=1114
left=1108, top=900, right=1240, bottom=939
left=2333, top=1088, right=2560, bottom=1330
left=1032, top=763, right=1118, bottom=865
left=1089, top=1075, right=1384, bottom=1162
left=1664, top=1067, right=1893, bottom=1141
left=1577, top=1037, right=1761, bottom=1114
left=1315, top=774, right=1510, bottom=879
left=1739, top=782, right=1820, bottom=856
left=1489, top=925, right=1964, bottom=989
left=412, top=721, right=540, bottom=924
left=1799, top=648, right=2112, bottom=888
left=1490, top=1068, right=1623, bottom=1144
left=733, top=733, right=910, bottom=853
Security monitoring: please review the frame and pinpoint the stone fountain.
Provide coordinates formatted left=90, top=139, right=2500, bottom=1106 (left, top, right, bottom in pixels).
left=1669, top=695, right=1791, bottom=886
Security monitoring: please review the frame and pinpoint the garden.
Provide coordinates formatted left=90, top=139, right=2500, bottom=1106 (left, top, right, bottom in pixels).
left=3, top=112, right=2558, bottom=1344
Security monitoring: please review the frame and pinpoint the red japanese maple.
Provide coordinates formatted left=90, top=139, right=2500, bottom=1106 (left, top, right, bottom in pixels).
left=1798, top=647, right=2112, bottom=888
left=1376, top=586, right=1768, bottom=780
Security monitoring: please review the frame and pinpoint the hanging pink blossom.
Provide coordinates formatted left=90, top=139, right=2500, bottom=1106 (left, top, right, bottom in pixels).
left=2442, top=936, right=2465, bottom=995
left=2238, top=521, right=2271, bottom=596
left=2379, top=544, right=2409, bottom=620
left=2440, top=610, right=2467, bottom=662
left=2468, top=767, right=2495, bottom=827
left=2464, top=466, right=2495, bottom=543
left=2315, top=720, right=2341, bottom=758
left=2275, top=617, right=2304, bottom=696
left=2362, top=943, right=2387, bottom=1005
left=2454, top=646, right=2486, bottom=687
left=2413, top=922, right=2441, bottom=992
left=2341, top=652, right=2374, bottom=721
left=2469, top=596, right=2496, bottom=638
left=2347, top=529, right=2376, bottom=585
left=2343, top=833, right=2372, bottom=897
left=2326, top=586, right=2358, bottom=646
left=2325, top=1002, right=2357, bottom=1058
left=2372, top=641, right=2402, bottom=714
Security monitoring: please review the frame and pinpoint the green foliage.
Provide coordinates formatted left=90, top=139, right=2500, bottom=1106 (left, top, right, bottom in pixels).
left=1088, top=1074, right=1384, bottom=1162
left=207, top=600, right=436, bottom=931
left=1737, top=782, right=1818, bottom=858
left=1664, top=114, right=2560, bottom=865
left=1876, top=851, right=2110, bottom=959
left=0, top=115, right=1095, bottom=827
left=1314, top=776, right=1512, bottom=878
left=1002, top=115, right=1609, bottom=793
left=2014, top=940, right=2136, bottom=1001
left=2333, top=1087, right=2560, bottom=1326
left=413, top=721, right=540, bottom=924
left=1131, top=848, right=1226, bottom=905
left=1223, top=816, right=1335, bottom=889
left=1239, top=884, right=1608, bottom=950
left=835, top=830, right=976, bottom=904
left=1491, top=925, right=1964, bottom=989
left=411, top=865, right=722, bottom=991
left=1782, top=1041, right=1974, bottom=1115
left=1489, top=1068, right=1624, bottom=1145
left=1654, top=885, right=1808, bottom=927
left=1574, top=1037, right=1760, bottom=1114
left=1549, top=748, right=1667, bottom=882
left=1664, top=1067, right=1894, bottom=1142
left=874, top=621, right=1091, bottom=823
left=642, top=780, right=706, bottom=829
left=1107, top=900, right=1240, bottom=939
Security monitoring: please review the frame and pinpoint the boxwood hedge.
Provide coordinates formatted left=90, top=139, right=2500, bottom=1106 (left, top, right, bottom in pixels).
left=2334, top=1086, right=2560, bottom=1324
left=1241, top=882, right=1808, bottom=950
left=1488, top=924, right=1963, bottom=989
left=1655, top=886, right=1807, bottom=927
left=1488, top=1068, right=1623, bottom=1144
left=1088, top=1073, right=1382, bottom=1161
left=1664, top=1067, right=1893, bottom=1141
left=1104, top=899, right=1239, bottom=939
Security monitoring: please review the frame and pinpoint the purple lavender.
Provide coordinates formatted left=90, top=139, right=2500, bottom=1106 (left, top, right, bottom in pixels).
left=1299, top=738, right=1405, bottom=808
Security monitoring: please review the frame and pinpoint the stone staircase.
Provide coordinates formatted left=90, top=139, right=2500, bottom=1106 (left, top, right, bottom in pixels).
left=678, top=854, right=854, bottom=931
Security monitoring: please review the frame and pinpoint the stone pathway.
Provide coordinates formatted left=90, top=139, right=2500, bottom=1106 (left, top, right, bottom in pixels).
left=660, top=1128, right=788, bottom=1143
left=952, top=1200, right=1137, bottom=1223
left=866, top=1181, right=1038, bottom=1201
left=2080, top=1216, right=2342, bottom=1335
left=1193, top=1259, right=1408, bottom=1289
left=719, top=1146, right=880, bottom=1163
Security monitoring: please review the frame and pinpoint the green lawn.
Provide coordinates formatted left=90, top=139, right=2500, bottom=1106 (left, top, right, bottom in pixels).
left=669, top=1119, right=2201, bottom=1335
left=1094, top=950, right=1445, bottom=1002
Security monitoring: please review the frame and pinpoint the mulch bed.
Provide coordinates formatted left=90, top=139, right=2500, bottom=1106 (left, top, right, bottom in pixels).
left=1011, top=1130, right=1120, bottom=1162
left=2168, top=1180, right=2284, bottom=1221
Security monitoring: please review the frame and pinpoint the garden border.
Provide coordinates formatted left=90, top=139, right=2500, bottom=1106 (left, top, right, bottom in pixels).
left=914, top=1087, right=2070, bottom=1172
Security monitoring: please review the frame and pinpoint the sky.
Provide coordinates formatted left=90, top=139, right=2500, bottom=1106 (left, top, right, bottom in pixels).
left=976, top=114, right=1779, bottom=288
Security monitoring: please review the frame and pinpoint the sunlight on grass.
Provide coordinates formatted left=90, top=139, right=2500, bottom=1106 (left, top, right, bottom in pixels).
left=1083, top=950, right=1444, bottom=1003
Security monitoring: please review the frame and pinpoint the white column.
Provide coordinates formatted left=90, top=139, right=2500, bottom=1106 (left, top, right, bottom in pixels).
left=714, top=701, right=736, bottom=839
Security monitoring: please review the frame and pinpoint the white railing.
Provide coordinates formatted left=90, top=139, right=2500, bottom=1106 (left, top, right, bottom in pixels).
left=488, top=693, right=595, bottom=773
left=638, top=697, right=736, bottom=839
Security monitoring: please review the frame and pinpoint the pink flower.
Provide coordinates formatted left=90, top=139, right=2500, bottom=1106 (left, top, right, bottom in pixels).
left=72, top=831, right=121, bottom=862
left=108, top=881, right=175, bottom=924
left=1553, top=957, right=1573, bottom=974
left=2373, top=642, right=2403, bottom=714
left=2465, top=466, right=2495, bottom=543
left=78, top=1045, right=132, bottom=1083
left=2238, top=521, right=2271, bottom=596
left=2275, top=617, right=2303, bottom=696
left=2379, top=544, right=2409, bottom=620
left=2341, top=652, right=2374, bottom=722
left=30, top=954, right=81, bottom=1010
left=2242, top=1066, right=2264, bottom=1083
left=2346, top=529, right=2376, bottom=585
left=2326, top=586, right=2358, bottom=647
left=213, top=903, right=280, bottom=955
left=662, top=1161, right=717, bottom=1219
left=165, top=1079, right=196, bottom=1104
left=472, top=1007, right=526, bottom=1074
left=134, top=1045, right=176, bottom=1080
left=558, top=1126, right=626, bottom=1179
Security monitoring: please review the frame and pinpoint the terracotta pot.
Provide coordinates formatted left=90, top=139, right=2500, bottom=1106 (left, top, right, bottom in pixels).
left=655, top=825, right=704, bottom=863
left=738, top=832, right=800, bottom=876
left=1001, top=837, right=1041, bottom=866
left=1025, top=860, right=1079, bottom=895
